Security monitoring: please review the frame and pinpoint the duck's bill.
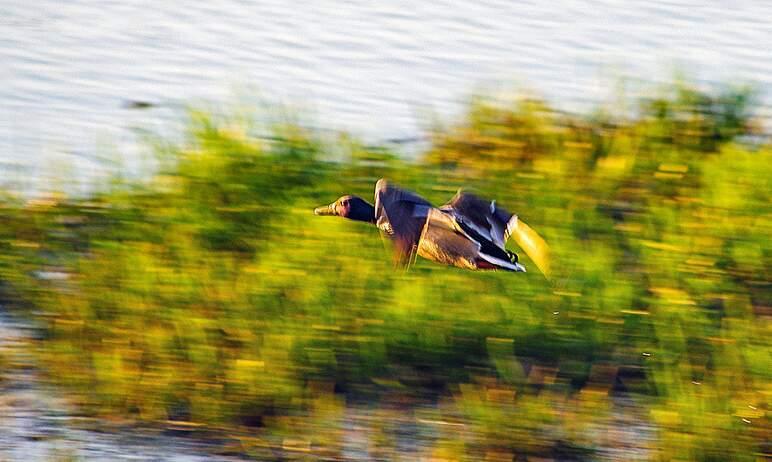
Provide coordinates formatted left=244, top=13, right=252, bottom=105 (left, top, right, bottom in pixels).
left=313, top=203, right=337, bottom=216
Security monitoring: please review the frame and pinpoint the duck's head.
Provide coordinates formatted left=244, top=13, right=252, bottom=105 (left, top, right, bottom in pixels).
left=314, top=195, right=375, bottom=223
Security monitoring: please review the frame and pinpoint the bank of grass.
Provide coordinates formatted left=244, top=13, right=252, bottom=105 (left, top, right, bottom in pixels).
left=0, top=82, right=769, bottom=460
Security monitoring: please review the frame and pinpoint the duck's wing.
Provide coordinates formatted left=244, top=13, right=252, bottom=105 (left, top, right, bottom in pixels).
left=442, top=190, right=551, bottom=277
left=374, top=179, right=432, bottom=266
left=440, top=190, right=515, bottom=250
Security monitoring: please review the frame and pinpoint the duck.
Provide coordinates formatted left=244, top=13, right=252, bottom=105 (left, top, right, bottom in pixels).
left=314, top=179, right=550, bottom=276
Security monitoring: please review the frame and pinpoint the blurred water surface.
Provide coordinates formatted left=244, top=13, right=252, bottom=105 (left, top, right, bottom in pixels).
left=2, top=0, right=771, bottom=185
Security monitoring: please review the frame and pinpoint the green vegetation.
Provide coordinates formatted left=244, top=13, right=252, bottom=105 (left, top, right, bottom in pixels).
left=0, top=82, right=769, bottom=460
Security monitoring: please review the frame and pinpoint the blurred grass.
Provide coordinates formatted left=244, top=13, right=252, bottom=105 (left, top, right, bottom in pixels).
left=0, top=82, right=769, bottom=460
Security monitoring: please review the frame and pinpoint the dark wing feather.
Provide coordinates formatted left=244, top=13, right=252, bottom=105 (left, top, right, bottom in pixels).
left=443, top=189, right=552, bottom=277
left=440, top=190, right=515, bottom=250
left=374, top=179, right=432, bottom=266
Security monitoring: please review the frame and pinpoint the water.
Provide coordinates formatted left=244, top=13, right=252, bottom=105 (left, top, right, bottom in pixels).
left=1, top=0, right=771, bottom=186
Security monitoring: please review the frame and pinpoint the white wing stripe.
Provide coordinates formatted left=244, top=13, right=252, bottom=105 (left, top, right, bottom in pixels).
left=478, top=252, right=527, bottom=272
left=504, top=214, right=519, bottom=241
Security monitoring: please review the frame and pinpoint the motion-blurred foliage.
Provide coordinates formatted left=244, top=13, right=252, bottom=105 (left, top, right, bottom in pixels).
left=0, top=82, right=769, bottom=460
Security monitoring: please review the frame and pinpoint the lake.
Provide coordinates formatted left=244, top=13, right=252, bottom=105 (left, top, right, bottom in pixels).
left=1, top=0, right=770, bottom=189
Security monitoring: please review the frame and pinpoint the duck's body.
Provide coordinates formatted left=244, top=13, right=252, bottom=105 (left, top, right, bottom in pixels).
left=315, top=179, right=549, bottom=275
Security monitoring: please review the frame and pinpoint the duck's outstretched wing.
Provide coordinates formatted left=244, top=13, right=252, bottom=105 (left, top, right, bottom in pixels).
left=440, top=190, right=515, bottom=249
left=374, top=178, right=432, bottom=266
left=441, top=190, right=551, bottom=277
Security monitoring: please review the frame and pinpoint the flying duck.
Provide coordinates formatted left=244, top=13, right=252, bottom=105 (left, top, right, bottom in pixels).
left=314, top=179, right=550, bottom=275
